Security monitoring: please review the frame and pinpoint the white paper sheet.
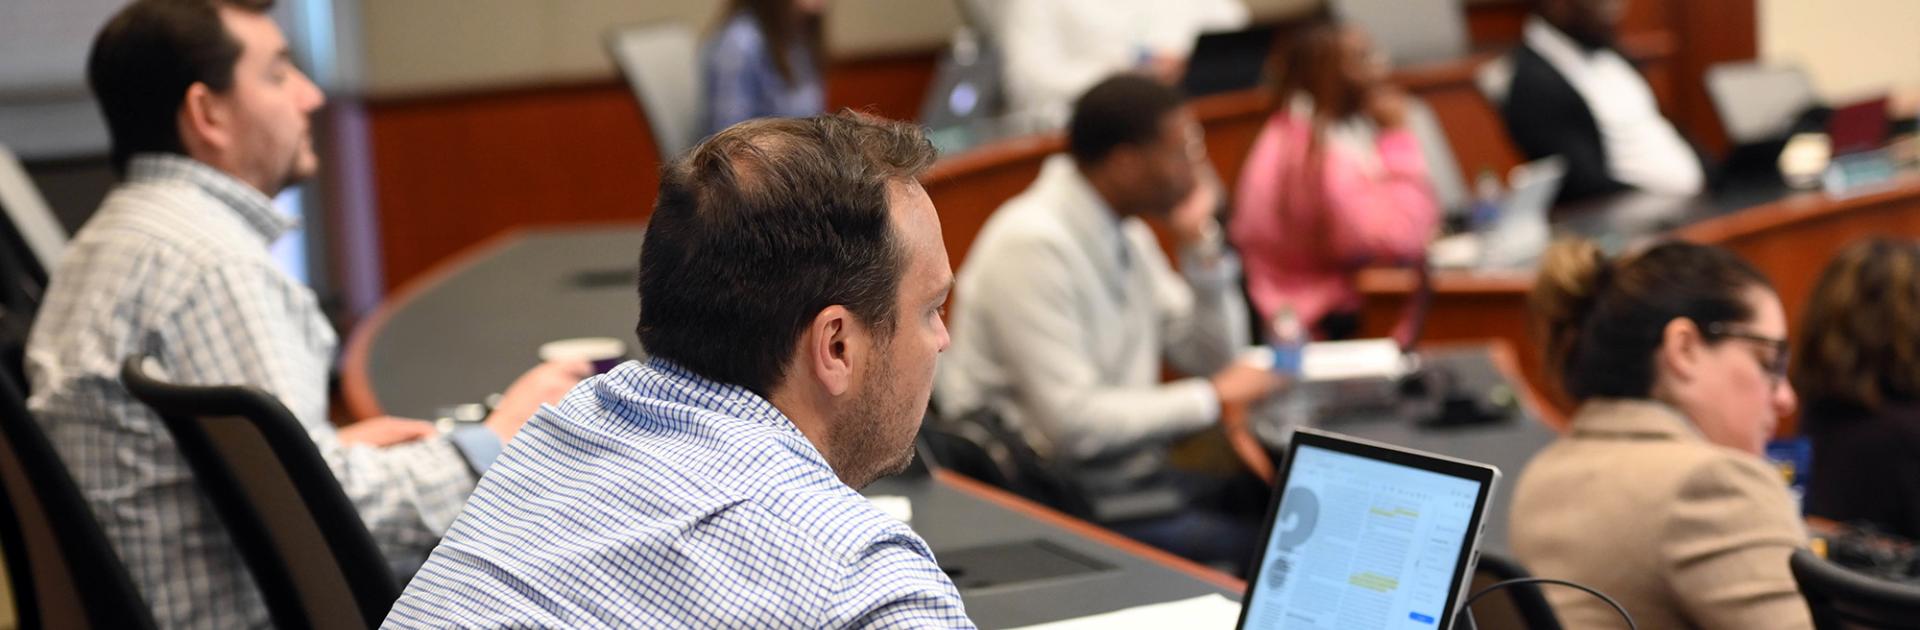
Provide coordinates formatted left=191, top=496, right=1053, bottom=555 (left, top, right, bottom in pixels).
left=866, top=495, right=912, bottom=524
left=1006, top=594, right=1243, bottom=630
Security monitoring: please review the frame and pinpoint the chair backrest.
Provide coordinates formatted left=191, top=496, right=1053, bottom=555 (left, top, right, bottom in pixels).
left=0, top=143, right=66, bottom=287
left=920, top=408, right=1094, bottom=518
left=1331, top=0, right=1470, bottom=66
left=120, top=356, right=398, bottom=630
left=0, top=374, right=155, bottom=629
left=1792, top=547, right=1920, bottom=629
left=1460, top=551, right=1561, bottom=630
left=605, top=20, right=705, bottom=166
left=0, top=282, right=31, bottom=393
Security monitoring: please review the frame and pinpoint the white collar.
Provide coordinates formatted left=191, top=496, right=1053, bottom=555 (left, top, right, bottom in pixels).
left=1524, top=16, right=1604, bottom=77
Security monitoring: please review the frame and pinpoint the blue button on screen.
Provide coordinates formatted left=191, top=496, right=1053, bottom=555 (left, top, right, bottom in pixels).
left=1409, top=612, right=1436, bottom=624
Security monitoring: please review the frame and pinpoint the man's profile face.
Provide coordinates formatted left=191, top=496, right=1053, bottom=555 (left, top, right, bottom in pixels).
left=1126, top=107, right=1202, bottom=219
left=210, top=7, right=325, bottom=194
left=832, top=180, right=952, bottom=489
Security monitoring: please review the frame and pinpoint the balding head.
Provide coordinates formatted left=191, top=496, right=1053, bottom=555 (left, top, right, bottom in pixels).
left=637, top=113, right=938, bottom=396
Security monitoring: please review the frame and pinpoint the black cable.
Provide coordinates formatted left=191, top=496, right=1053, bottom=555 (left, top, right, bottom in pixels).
left=1456, top=577, right=1636, bottom=630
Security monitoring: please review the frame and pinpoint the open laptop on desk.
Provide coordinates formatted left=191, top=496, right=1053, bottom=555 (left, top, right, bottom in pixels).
left=1181, top=26, right=1278, bottom=97
left=1236, top=428, right=1499, bottom=630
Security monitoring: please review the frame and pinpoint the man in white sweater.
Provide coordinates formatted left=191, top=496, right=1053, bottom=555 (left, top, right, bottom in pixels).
left=937, top=75, right=1282, bottom=569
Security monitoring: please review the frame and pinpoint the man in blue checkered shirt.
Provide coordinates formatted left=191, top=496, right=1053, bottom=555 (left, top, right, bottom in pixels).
left=386, top=114, right=975, bottom=628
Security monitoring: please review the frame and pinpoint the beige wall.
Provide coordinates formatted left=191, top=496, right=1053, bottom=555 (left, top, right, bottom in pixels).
left=352, top=0, right=1320, bottom=98
left=1760, top=0, right=1920, bottom=103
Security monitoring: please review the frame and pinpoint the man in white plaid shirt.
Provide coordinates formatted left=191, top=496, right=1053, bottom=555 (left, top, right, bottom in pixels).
left=24, top=1, right=586, bottom=626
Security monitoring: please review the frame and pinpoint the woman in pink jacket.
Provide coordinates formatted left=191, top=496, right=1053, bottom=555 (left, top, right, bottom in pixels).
left=1229, top=23, right=1440, bottom=339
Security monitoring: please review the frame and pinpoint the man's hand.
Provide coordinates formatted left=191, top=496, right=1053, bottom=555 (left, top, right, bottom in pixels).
left=1143, top=53, right=1188, bottom=85
left=338, top=416, right=439, bottom=447
left=1210, top=361, right=1288, bottom=410
left=485, top=359, right=593, bottom=442
left=1167, top=176, right=1221, bottom=249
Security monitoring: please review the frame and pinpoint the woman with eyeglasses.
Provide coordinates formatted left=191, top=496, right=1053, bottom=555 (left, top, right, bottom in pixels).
left=1794, top=239, right=1920, bottom=541
left=1510, top=239, right=1812, bottom=629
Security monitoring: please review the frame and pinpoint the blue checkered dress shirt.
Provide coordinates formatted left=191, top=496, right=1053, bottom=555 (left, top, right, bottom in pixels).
left=385, top=359, right=975, bottom=628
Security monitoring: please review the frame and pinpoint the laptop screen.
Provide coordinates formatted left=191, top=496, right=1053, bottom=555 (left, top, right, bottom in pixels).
left=1239, top=430, right=1496, bottom=630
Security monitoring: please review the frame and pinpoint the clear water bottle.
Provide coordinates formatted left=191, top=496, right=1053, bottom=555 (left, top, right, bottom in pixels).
left=1268, top=307, right=1308, bottom=378
left=1470, top=168, right=1503, bottom=234
left=1470, top=169, right=1504, bottom=230
left=1267, top=307, right=1313, bottom=430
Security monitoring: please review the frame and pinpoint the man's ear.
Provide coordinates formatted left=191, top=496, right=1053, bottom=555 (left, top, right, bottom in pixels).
left=804, top=306, right=859, bottom=397
left=1657, top=317, right=1705, bottom=384
left=177, top=82, right=229, bottom=158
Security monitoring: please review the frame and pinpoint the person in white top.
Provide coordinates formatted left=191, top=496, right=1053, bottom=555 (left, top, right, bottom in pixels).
left=1499, top=0, right=1705, bottom=203
left=991, top=0, right=1250, bottom=128
left=936, top=75, right=1283, bottom=571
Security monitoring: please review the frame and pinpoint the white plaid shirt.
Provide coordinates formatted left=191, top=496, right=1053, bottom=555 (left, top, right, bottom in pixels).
left=26, top=154, right=485, bottom=629
left=385, top=359, right=977, bottom=629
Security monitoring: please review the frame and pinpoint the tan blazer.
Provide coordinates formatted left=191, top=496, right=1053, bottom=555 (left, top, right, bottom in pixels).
left=1510, top=399, right=1813, bottom=629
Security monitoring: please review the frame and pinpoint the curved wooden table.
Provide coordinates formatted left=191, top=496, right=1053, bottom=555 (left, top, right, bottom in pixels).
left=1223, top=339, right=1559, bottom=555
left=338, top=224, right=1245, bottom=627
left=1358, top=176, right=1920, bottom=427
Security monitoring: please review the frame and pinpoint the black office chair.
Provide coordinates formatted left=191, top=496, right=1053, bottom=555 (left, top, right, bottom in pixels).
left=0, top=213, right=42, bottom=393
left=1792, top=547, right=1920, bottom=629
left=1458, top=551, right=1562, bottom=630
left=120, top=356, right=399, bottom=630
left=0, top=373, right=156, bottom=629
left=919, top=408, right=1182, bottom=525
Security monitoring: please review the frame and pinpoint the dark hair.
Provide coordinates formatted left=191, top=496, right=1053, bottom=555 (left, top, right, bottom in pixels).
left=1530, top=239, right=1771, bottom=402
left=1794, top=238, right=1920, bottom=413
left=1067, top=74, right=1186, bottom=166
left=88, top=0, right=277, bottom=174
left=637, top=112, right=937, bottom=396
left=723, top=0, right=824, bottom=85
left=1271, top=21, right=1353, bottom=119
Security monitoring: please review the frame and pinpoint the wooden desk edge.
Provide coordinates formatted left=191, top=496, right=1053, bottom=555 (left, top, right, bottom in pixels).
left=932, top=469, right=1249, bottom=594
left=340, top=227, right=1248, bottom=598
left=338, top=221, right=646, bottom=420
left=1223, top=338, right=1564, bottom=482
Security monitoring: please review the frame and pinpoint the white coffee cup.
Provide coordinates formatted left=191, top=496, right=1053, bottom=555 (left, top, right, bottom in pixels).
left=538, top=337, right=628, bottom=374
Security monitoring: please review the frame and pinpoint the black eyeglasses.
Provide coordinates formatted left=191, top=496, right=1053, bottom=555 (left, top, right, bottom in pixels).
left=1704, top=323, right=1790, bottom=382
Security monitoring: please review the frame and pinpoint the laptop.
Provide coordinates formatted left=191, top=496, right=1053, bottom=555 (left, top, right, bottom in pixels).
left=919, top=28, right=1004, bottom=154
left=1180, top=25, right=1279, bottom=98
left=1478, top=156, right=1566, bottom=269
left=1706, top=63, right=1822, bottom=147
left=1827, top=97, right=1892, bottom=157
left=1236, top=428, right=1500, bottom=630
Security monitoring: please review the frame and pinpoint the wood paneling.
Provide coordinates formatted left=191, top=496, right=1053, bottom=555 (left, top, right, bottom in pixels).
left=1464, top=0, right=1530, bottom=47
left=355, top=52, right=937, bottom=296
left=365, top=82, right=660, bottom=291
left=1664, top=0, right=1758, bottom=157
left=342, top=0, right=1741, bottom=309
left=826, top=51, right=941, bottom=120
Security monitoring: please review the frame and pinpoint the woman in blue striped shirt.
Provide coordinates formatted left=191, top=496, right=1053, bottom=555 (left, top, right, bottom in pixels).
left=702, top=0, right=827, bottom=136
